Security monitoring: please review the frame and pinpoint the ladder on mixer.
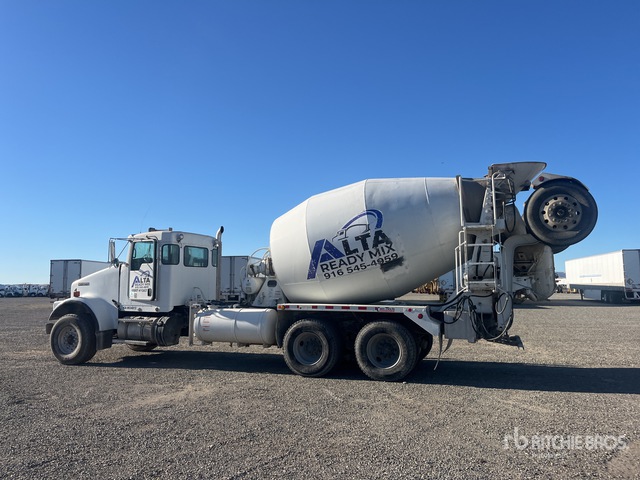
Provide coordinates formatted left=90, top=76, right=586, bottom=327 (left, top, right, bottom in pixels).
left=455, top=172, right=508, bottom=295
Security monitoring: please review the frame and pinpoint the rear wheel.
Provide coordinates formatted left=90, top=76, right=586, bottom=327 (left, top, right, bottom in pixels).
left=355, top=321, right=418, bottom=382
left=417, top=333, right=433, bottom=361
left=50, top=313, right=97, bottom=365
left=283, top=319, right=342, bottom=377
left=524, top=182, right=597, bottom=248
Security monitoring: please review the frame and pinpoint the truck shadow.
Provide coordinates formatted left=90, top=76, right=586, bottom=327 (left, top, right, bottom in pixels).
left=516, top=300, right=640, bottom=309
left=90, top=350, right=640, bottom=395
left=93, top=350, right=292, bottom=376
left=408, top=359, right=640, bottom=394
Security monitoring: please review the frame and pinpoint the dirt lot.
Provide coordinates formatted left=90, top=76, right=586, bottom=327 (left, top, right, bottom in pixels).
left=0, top=294, right=638, bottom=479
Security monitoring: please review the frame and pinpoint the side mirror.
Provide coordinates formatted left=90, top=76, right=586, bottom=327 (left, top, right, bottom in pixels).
left=109, top=239, right=119, bottom=267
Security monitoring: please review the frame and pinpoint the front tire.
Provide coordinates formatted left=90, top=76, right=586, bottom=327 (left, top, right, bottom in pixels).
left=355, top=321, right=418, bottom=382
left=283, top=319, right=342, bottom=377
left=50, top=313, right=97, bottom=365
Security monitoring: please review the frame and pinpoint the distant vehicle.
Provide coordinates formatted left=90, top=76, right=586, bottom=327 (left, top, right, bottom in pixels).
left=554, top=272, right=575, bottom=293
left=26, top=284, right=49, bottom=297
left=4, top=285, right=25, bottom=297
left=566, top=250, right=640, bottom=303
left=0, top=284, right=50, bottom=298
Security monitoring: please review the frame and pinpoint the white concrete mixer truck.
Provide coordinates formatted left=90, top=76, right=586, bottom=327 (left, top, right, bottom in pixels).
left=46, top=162, right=597, bottom=381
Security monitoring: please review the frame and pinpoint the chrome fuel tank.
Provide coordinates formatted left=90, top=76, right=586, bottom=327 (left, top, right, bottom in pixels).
left=270, top=177, right=463, bottom=304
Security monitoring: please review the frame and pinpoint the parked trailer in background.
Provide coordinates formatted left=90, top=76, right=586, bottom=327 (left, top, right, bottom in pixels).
left=219, top=255, right=261, bottom=303
left=49, top=260, right=110, bottom=299
left=566, top=250, right=640, bottom=303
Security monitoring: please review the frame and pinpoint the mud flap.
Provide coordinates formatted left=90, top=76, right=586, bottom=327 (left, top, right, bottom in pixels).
left=434, top=334, right=454, bottom=370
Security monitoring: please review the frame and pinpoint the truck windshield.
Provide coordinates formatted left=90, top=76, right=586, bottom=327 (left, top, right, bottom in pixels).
left=130, top=241, right=155, bottom=271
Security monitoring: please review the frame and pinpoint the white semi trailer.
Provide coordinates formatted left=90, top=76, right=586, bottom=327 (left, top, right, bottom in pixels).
left=46, top=162, right=598, bottom=381
left=219, top=255, right=262, bottom=303
left=566, top=250, right=640, bottom=303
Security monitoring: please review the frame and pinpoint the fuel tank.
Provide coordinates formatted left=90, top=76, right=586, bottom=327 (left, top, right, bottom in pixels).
left=269, top=178, right=465, bottom=304
left=193, top=308, right=277, bottom=345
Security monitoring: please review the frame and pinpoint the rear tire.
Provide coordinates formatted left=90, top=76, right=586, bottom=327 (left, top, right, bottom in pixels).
left=50, top=313, right=97, bottom=365
left=417, top=333, right=433, bottom=361
left=355, top=321, right=418, bottom=382
left=283, top=319, right=342, bottom=378
left=524, top=182, right=597, bottom=248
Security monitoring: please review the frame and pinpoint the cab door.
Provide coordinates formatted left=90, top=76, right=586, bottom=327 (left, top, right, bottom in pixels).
left=129, top=240, right=156, bottom=300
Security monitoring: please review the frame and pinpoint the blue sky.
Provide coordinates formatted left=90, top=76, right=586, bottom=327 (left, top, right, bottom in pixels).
left=1, top=0, right=638, bottom=284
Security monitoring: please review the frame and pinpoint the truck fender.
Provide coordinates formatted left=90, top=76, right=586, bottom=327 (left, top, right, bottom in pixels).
left=531, top=173, right=589, bottom=191
left=48, top=297, right=119, bottom=333
left=402, top=310, right=442, bottom=338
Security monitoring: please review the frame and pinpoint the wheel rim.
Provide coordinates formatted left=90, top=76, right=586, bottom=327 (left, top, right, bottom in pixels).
left=292, top=332, right=323, bottom=366
left=366, top=333, right=400, bottom=369
left=539, top=194, right=582, bottom=232
left=56, top=325, right=79, bottom=355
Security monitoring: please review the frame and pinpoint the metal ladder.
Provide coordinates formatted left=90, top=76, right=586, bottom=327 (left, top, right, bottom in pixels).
left=455, top=172, right=509, bottom=295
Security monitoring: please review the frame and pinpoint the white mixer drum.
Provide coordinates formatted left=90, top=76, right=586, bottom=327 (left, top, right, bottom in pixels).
left=270, top=177, right=463, bottom=304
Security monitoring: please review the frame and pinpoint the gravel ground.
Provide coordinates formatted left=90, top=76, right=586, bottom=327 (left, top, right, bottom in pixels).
left=0, top=294, right=638, bottom=479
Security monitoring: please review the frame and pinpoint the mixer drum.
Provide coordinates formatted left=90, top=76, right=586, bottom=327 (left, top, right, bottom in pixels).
left=269, top=177, right=465, bottom=304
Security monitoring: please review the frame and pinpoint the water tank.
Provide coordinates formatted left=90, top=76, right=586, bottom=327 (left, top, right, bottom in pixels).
left=270, top=177, right=463, bottom=304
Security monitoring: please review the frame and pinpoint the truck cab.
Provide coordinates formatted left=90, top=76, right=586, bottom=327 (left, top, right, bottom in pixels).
left=46, top=228, right=222, bottom=364
left=117, top=229, right=219, bottom=313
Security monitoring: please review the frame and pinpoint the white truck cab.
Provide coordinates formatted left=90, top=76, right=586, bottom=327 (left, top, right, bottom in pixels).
left=47, top=228, right=223, bottom=363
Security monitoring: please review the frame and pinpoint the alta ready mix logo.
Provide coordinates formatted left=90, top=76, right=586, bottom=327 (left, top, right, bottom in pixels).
left=307, top=209, right=402, bottom=280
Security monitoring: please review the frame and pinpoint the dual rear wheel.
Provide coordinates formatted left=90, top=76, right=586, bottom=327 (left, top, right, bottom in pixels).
left=283, top=319, right=342, bottom=378
left=283, top=318, right=431, bottom=381
left=355, top=321, right=424, bottom=382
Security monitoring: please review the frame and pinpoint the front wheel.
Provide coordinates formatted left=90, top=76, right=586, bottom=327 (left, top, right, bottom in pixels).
left=50, top=313, right=97, bottom=365
left=355, top=321, right=418, bottom=382
left=283, top=319, right=342, bottom=378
